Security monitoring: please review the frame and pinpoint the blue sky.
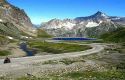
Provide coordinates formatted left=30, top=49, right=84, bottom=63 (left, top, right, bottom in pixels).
left=7, top=0, right=125, bottom=24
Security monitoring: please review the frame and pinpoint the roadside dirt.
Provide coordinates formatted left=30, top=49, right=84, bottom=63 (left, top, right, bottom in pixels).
left=0, top=43, right=26, bottom=59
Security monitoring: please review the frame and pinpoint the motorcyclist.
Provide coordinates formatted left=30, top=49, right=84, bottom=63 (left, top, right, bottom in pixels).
left=4, top=57, right=11, bottom=64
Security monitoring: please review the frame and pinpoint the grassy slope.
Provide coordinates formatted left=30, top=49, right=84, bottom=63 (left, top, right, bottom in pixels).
left=0, top=34, right=8, bottom=45
left=0, top=50, right=11, bottom=56
left=100, top=28, right=125, bottom=43
left=0, top=35, right=11, bottom=56
left=0, top=22, right=20, bottom=38
left=37, top=29, right=52, bottom=38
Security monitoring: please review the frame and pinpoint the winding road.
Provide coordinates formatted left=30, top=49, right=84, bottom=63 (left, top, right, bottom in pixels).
left=0, top=42, right=104, bottom=78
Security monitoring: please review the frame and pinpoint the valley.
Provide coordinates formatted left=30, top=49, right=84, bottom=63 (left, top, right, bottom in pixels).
left=0, top=0, right=125, bottom=80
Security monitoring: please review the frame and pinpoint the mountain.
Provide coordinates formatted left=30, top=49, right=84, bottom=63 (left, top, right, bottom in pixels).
left=41, top=11, right=125, bottom=37
left=0, top=0, right=36, bottom=38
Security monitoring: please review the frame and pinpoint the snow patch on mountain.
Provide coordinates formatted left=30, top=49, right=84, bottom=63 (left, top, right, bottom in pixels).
left=111, top=17, right=121, bottom=20
left=86, top=22, right=99, bottom=27
left=63, top=22, right=76, bottom=29
left=101, top=13, right=109, bottom=18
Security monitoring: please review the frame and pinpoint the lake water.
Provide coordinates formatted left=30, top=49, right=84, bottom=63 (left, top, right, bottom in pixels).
left=53, top=37, right=96, bottom=41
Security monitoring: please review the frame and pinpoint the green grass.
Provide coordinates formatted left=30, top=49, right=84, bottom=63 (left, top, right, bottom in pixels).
left=63, top=70, right=125, bottom=80
left=37, top=29, right=52, bottom=38
left=0, top=34, right=8, bottom=45
left=60, top=58, right=80, bottom=65
left=116, top=43, right=125, bottom=54
left=62, top=39, right=104, bottom=44
left=16, top=76, right=49, bottom=80
left=0, top=50, right=11, bottom=56
left=42, top=60, right=59, bottom=65
left=42, top=58, right=85, bottom=65
left=16, top=70, right=125, bottom=80
left=28, top=41, right=91, bottom=54
left=60, top=58, right=85, bottom=65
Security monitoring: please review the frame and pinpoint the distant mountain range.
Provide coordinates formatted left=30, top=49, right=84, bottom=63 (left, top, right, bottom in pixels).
left=0, top=0, right=36, bottom=38
left=41, top=11, right=125, bottom=37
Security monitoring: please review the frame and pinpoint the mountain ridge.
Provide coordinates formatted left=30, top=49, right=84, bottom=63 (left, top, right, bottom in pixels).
left=41, top=11, right=125, bottom=37
left=0, top=0, right=36, bottom=38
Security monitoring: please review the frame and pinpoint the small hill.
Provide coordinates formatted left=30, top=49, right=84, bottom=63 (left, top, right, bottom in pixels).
left=37, top=29, right=52, bottom=38
left=100, top=27, right=125, bottom=43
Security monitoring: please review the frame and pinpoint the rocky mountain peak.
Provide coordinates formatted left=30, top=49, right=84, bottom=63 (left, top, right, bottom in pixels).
left=95, top=11, right=105, bottom=15
left=74, top=11, right=110, bottom=22
left=93, top=11, right=109, bottom=18
left=49, top=18, right=61, bottom=22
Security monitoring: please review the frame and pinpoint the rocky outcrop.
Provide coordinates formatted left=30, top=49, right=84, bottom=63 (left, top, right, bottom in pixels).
left=0, top=0, right=36, bottom=37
